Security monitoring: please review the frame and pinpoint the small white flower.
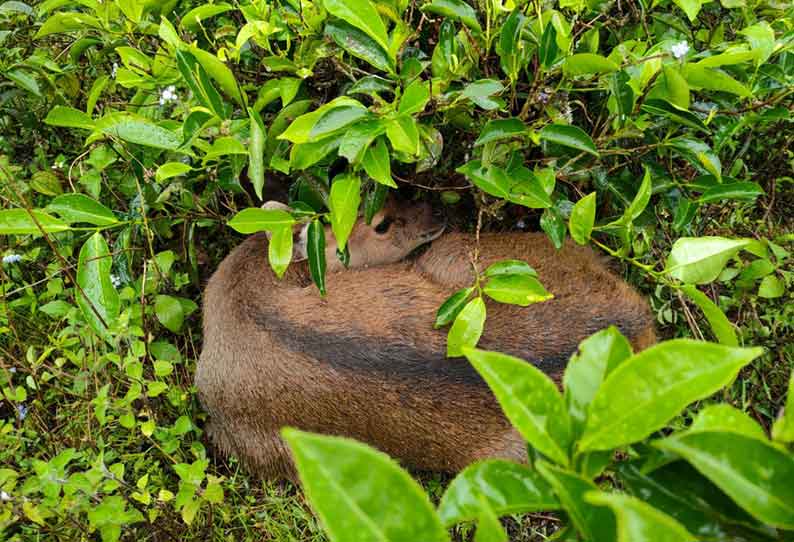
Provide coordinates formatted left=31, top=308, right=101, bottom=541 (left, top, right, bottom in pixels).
left=110, top=274, right=122, bottom=288
left=159, top=86, right=179, bottom=106
left=16, top=404, right=27, bottom=421
left=2, top=254, right=21, bottom=264
left=671, top=41, right=690, bottom=60
left=8, top=367, right=16, bottom=374
left=111, top=62, right=118, bottom=78
left=0, top=491, right=10, bottom=501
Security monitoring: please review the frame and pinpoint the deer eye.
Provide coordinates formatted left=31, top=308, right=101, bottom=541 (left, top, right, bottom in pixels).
left=374, top=217, right=394, bottom=234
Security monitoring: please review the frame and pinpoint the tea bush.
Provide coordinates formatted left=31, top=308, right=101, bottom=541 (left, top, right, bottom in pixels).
left=0, top=0, right=792, bottom=539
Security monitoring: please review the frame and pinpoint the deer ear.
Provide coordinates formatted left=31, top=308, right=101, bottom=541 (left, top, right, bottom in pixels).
left=262, top=200, right=292, bottom=212
left=292, top=223, right=309, bottom=262
left=261, top=201, right=310, bottom=261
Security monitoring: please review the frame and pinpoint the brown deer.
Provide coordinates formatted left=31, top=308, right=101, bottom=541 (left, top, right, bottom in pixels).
left=196, top=198, right=656, bottom=480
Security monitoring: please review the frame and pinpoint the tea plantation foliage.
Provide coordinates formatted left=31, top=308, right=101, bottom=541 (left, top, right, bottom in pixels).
left=0, top=0, right=793, bottom=540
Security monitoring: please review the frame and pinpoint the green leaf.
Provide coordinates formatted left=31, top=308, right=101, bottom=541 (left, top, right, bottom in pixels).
left=483, top=274, right=553, bottom=307
left=44, top=106, right=94, bottom=130
left=668, top=137, right=722, bottom=180
left=385, top=115, right=420, bottom=155
left=538, top=21, right=558, bottom=70
left=189, top=46, right=243, bottom=106
left=116, top=46, right=151, bottom=71
left=158, top=15, right=181, bottom=47
left=339, top=120, right=386, bottom=163
left=307, top=219, right=327, bottom=296
left=498, top=12, right=530, bottom=82
left=740, top=22, right=775, bottom=65
left=484, top=260, right=537, bottom=278
left=248, top=108, right=266, bottom=200
left=329, top=173, right=361, bottom=252
left=540, top=124, right=599, bottom=157
left=536, top=462, right=616, bottom=541
left=683, top=65, right=752, bottom=98
left=40, top=300, right=72, bottom=318
left=655, top=431, right=794, bottom=529
left=563, top=53, right=618, bottom=76
left=364, top=183, right=388, bottom=224
left=568, top=192, right=596, bottom=245
left=282, top=428, right=448, bottom=542
left=154, top=295, right=184, bottom=333
left=268, top=226, right=293, bottom=279
left=181, top=3, right=233, bottom=31
left=35, top=12, right=100, bottom=38
left=680, top=285, right=737, bottom=346
left=462, top=80, right=504, bottom=110
left=323, top=0, right=391, bottom=57
left=5, top=69, right=39, bottom=96
left=540, top=205, right=566, bottom=249
left=772, top=372, right=794, bottom=443
left=586, top=491, right=695, bottom=542
left=617, top=461, right=771, bottom=539
left=610, top=166, right=651, bottom=226
left=77, top=233, right=119, bottom=340
left=758, top=275, right=784, bottom=299
left=420, top=0, right=481, bottom=32
left=435, top=287, right=474, bottom=328
left=290, top=137, right=341, bottom=170
left=641, top=99, right=708, bottom=132
left=280, top=98, right=367, bottom=144
left=47, top=194, right=117, bottom=226
left=204, top=136, right=248, bottom=161
left=96, top=113, right=181, bottom=150
left=697, top=182, right=764, bottom=203
left=665, top=237, right=749, bottom=284
left=579, top=341, right=763, bottom=452
left=0, top=209, right=70, bottom=235
left=696, top=51, right=757, bottom=68
left=399, top=79, right=430, bottom=115
left=176, top=50, right=228, bottom=119
left=690, top=404, right=767, bottom=441
left=155, top=162, right=192, bottom=183
left=30, top=171, right=63, bottom=196
left=474, top=118, right=526, bottom=147
left=311, top=107, right=370, bottom=141
left=325, top=20, right=394, bottom=74
left=563, top=327, right=632, bottom=437
left=347, top=76, right=394, bottom=98
left=473, top=499, right=506, bottom=542
left=672, top=0, right=703, bottom=21
left=447, top=297, right=486, bottom=357
left=456, top=160, right=509, bottom=199
left=438, top=460, right=559, bottom=526
left=0, top=2, right=33, bottom=16
left=508, top=170, right=556, bottom=209
left=648, top=66, right=690, bottom=109
left=462, top=348, right=571, bottom=466
left=227, top=208, right=295, bottom=234
left=361, top=137, right=396, bottom=188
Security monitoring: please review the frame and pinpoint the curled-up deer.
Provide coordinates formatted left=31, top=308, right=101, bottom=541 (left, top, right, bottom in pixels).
left=196, top=198, right=656, bottom=480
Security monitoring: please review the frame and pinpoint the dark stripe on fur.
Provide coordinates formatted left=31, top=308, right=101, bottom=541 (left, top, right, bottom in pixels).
left=250, top=303, right=572, bottom=388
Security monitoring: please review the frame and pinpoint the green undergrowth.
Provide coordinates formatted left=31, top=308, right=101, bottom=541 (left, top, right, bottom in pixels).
left=0, top=0, right=792, bottom=539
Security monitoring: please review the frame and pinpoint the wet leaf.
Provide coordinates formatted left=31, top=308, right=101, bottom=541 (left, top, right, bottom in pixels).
left=579, top=341, right=763, bottom=452
left=463, top=348, right=571, bottom=466
left=282, top=428, right=448, bottom=542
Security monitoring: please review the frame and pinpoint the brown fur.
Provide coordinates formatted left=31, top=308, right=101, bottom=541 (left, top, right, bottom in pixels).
left=196, top=212, right=656, bottom=480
